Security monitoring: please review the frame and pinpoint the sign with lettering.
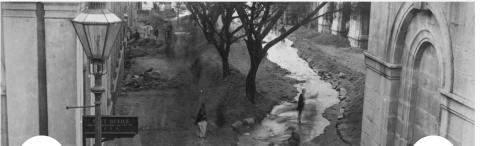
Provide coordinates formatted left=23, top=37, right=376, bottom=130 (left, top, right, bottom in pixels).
left=83, top=116, right=138, bottom=138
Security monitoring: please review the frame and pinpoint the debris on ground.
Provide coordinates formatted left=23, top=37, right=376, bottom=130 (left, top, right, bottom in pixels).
left=231, top=117, right=257, bottom=135
left=338, top=72, right=346, bottom=79
left=338, top=87, right=347, bottom=100
left=122, top=68, right=169, bottom=91
left=338, top=108, right=345, bottom=119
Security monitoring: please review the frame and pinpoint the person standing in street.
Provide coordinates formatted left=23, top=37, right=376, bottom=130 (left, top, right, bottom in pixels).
left=133, top=29, right=140, bottom=41
left=297, top=89, right=306, bottom=124
left=165, top=22, right=174, bottom=57
left=153, top=28, right=159, bottom=40
left=195, top=102, right=208, bottom=138
left=164, top=22, right=172, bottom=42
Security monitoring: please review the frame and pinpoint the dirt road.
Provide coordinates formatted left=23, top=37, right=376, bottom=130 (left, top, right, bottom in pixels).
left=107, top=16, right=298, bottom=146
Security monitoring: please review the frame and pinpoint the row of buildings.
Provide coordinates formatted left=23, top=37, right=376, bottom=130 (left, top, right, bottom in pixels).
left=306, top=2, right=474, bottom=146
left=282, top=2, right=371, bottom=50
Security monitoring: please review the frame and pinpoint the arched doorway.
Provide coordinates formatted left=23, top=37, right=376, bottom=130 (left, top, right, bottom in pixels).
left=408, top=42, right=441, bottom=143
left=388, top=5, right=452, bottom=144
left=361, top=2, right=457, bottom=146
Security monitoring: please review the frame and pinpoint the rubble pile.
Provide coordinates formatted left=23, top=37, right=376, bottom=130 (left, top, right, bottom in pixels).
left=121, top=68, right=169, bottom=91
left=231, top=117, right=256, bottom=135
left=316, top=70, right=350, bottom=120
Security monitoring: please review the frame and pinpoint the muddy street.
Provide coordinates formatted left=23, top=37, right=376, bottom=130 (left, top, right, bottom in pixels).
left=107, top=9, right=353, bottom=146
left=236, top=33, right=341, bottom=146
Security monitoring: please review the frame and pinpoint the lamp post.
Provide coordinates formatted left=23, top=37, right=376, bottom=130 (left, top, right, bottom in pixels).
left=71, top=2, right=123, bottom=146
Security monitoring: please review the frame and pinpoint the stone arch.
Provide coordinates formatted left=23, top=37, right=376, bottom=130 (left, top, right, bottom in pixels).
left=388, top=2, right=453, bottom=91
left=387, top=2, right=421, bottom=64
left=385, top=2, right=455, bottom=145
left=406, top=41, right=442, bottom=143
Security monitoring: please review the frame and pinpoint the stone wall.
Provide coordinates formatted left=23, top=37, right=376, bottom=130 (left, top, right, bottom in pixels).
left=317, top=2, right=333, bottom=33
left=44, top=3, right=84, bottom=145
left=362, top=2, right=474, bottom=146
left=1, top=3, right=82, bottom=145
left=347, top=2, right=370, bottom=49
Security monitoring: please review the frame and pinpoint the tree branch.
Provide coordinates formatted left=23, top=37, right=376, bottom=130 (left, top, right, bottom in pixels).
left=263, top=2, right=328, bottom=51
left=232, top=34, right=246, bottom=42
left=260, top=4, right=287, bottom=38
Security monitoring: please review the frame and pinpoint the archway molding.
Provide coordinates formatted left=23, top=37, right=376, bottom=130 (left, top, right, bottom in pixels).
left=384, top=2, right=454, bottom=145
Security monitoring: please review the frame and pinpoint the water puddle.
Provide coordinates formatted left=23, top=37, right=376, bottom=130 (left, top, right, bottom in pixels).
left=238, top=34, right=339, bottom=145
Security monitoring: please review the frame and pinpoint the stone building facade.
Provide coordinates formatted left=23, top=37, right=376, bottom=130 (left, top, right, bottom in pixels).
left=317, top=2, right=371, bottom=50
left=0, top=2, right=136, bottom=146
left=361, top=2, right=474, bottom=146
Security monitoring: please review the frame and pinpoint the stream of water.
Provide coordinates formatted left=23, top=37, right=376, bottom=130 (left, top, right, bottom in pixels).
left=238, top=34, right=339, bottom=146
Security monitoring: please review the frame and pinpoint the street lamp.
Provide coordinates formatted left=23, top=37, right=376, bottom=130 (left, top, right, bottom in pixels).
left=71, top=2, right=123, bottom=146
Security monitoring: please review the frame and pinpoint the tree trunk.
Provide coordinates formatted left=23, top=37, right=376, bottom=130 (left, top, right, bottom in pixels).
left=246, top=57, right=260, bottom=104
left=216, top=42, right=231, bottom=78
left=220, top=53, right=230, bottom=78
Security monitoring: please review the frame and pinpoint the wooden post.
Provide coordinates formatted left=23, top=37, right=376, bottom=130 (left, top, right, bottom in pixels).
left=36, top=2, right=48, bottom=136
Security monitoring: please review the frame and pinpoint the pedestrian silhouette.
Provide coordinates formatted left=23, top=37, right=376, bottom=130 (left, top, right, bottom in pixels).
left=132, top=29, right=140, bottom=41
left=165, top=22, right=174, bottom=57
left=297, top=89, right=306, bottom=124
left=195, top=102, right=208, bottom=138
left=153, top=28, right=159, bottom=40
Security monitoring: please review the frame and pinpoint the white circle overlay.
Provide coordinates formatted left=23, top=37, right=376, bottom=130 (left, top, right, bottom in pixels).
left=22, top=135, right=61, bottom=146
left=414, top=135, right=453, bottom=146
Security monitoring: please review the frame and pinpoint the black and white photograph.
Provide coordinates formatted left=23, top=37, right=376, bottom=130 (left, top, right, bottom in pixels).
left=0, top=1, right=476, bottom=146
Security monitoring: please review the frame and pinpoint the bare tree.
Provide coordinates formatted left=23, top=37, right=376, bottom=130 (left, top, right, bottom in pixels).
left=186, top=2, right=244, bottom=78
left=147, top=14, right=166, bottom=31
left=235, top=2, right=339, bottom=103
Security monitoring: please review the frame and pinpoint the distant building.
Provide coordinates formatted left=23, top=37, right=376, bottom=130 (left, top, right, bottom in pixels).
left=310, top=2, right=371, bottom=50
left=0, top=2, right=137, bottom=146
left=362, top=2, right=474, bottom=146
left=141, top=2, right=153, bottom=11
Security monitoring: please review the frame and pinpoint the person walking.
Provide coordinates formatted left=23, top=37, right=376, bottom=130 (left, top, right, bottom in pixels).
left=195, top=103, right=208, bottom=138
left=297, top=89, right=306, bottom=124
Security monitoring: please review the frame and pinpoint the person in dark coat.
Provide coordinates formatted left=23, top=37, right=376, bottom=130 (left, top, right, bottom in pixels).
left=297, top=89, right=306, bottom=124
left=195, top=102, right=208, bottom=138
left=132, top=29, right=140, bottom=41
left=153, top=28, right=159, bottom=40
left=164, top=22, right=174, bottom=56
left=165, top=23, right=173, bottom=42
